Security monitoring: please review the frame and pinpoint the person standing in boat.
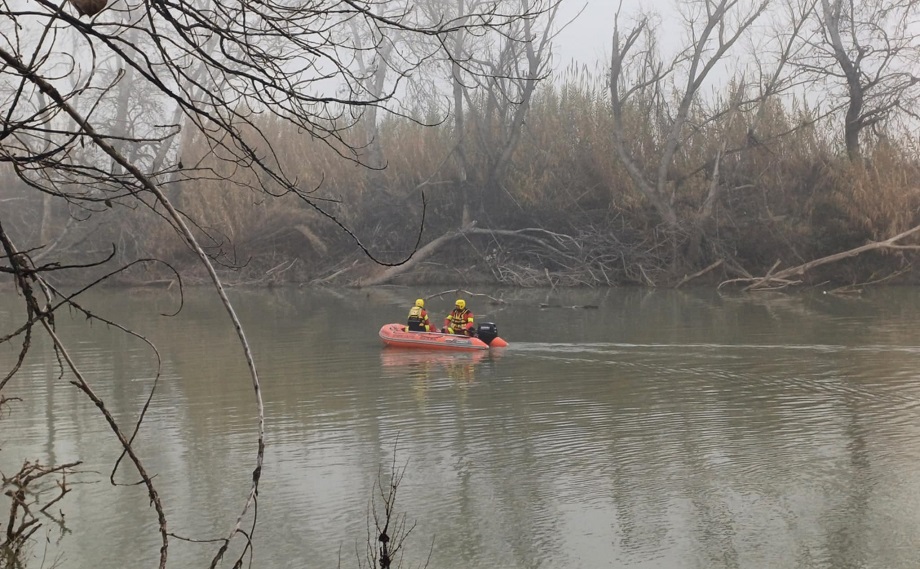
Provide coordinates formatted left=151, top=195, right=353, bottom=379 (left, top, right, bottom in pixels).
left=406, top=298, right=432, bottom=332
left=444, top=299, right=474, bottom=336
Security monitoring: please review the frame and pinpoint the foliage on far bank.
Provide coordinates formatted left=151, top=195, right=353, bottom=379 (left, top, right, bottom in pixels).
left=4, top=73, right=918, bottom=289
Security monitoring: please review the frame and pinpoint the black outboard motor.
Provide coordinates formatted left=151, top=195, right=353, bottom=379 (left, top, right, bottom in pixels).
left=476, top=322, right=499, bottom=345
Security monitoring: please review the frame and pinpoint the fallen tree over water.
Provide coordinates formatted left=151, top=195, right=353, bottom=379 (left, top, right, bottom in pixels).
left=719, top=223, right=920, bottom=291
left=351, top=222, right=664, bottom=288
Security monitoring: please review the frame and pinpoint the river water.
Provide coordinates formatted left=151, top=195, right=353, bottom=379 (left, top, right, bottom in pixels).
left=3, top=286, right=920, bottom=569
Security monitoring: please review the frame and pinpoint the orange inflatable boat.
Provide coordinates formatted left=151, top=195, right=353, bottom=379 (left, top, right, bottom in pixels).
left=378, top=322, right=508, bottom=351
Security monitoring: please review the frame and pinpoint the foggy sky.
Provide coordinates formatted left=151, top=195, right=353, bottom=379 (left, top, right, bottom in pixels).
left=553, top=0, right=617, bottom=70
left=553, top=1, right=685, bottom=71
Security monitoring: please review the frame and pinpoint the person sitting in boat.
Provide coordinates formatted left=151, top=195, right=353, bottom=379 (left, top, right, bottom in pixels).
left=443, top=299, right=474, bottom=336
left=406, top=298, right=432, bottom=332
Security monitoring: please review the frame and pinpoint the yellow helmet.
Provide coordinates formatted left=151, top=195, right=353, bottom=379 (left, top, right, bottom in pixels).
left=455, top=299, right=466, bottom=310
left=415, top=298, right=425, bottom=308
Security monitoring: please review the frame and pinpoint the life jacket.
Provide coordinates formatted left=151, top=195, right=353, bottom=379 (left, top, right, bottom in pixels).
left=447, top=308, right=472, bottom=331
left=407, top=306, right=428, bottom=331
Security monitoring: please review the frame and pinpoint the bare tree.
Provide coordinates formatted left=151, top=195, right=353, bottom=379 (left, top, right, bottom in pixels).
left=466, top=0, right=561, bottom=222
left=417, top=0, right=561, bottom=225
left=0, top=0, right=551, bottom=566
left=348, top=3, right=411, bottom=171
left=792, top=0, right=920, bottom=162
left=359, top=440, right=429, bottom=569
left=607, top=0, right=770, bottom=265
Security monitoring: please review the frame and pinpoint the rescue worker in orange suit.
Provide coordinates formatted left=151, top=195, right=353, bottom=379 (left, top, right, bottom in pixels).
left=444, top=299, right=474, bottom=336
left=406, top=298, right=432, bottom=332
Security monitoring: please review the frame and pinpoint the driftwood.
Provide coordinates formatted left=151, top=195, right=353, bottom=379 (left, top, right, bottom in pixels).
left=310, top=261, right=356, bottom=286
left=825, top=268, right=910, bottom=295
left=719, top=223, right=920, bottom=291
left=354, top=223, right=574, bottom=287
left=355, top=226, right=472, bottom=287
left=428, top=288, right=507, bottom=305
left=674, top=259, right=723, bottom=288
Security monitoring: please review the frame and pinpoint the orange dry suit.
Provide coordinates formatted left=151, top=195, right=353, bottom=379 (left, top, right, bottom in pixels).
left=444, top=308, right=474, bottom=336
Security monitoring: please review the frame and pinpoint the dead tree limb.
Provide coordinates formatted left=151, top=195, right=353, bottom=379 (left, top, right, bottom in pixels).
left=828, top=268, right=910, bottom=295
left=355, top=224, right=574, bottom=287
left=428, top=288, right=507, bottom=305
left=719, top=223, right=920, bottom=290
left=1, top=459, right=83, bottom=563
left=355, top=225, right=473, bottom=287
left=674, top=259, right=723, bottom=288
left=0, top=48, right=265, bottom=569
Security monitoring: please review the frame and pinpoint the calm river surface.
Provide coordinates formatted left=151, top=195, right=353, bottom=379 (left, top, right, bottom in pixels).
left=4, top=286, right=920, bottom=569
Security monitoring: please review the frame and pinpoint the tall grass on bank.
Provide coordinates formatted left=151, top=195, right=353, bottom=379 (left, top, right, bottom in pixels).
left=4, top=74, right=918, bottom=286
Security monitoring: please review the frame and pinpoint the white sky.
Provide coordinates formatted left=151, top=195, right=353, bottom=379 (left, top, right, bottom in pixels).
left=548, top=0, right=740, bottom=84
left=551, top=1, right=685, bottom=72
left=554, top=0, right=681, bottom=70
left=552, top=0, right=620, bottom=70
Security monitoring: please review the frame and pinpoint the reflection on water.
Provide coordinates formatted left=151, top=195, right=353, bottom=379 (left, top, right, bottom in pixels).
left=380, top=348, right=501, bottom=401
left=4, top=287, right=920, bottom=568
